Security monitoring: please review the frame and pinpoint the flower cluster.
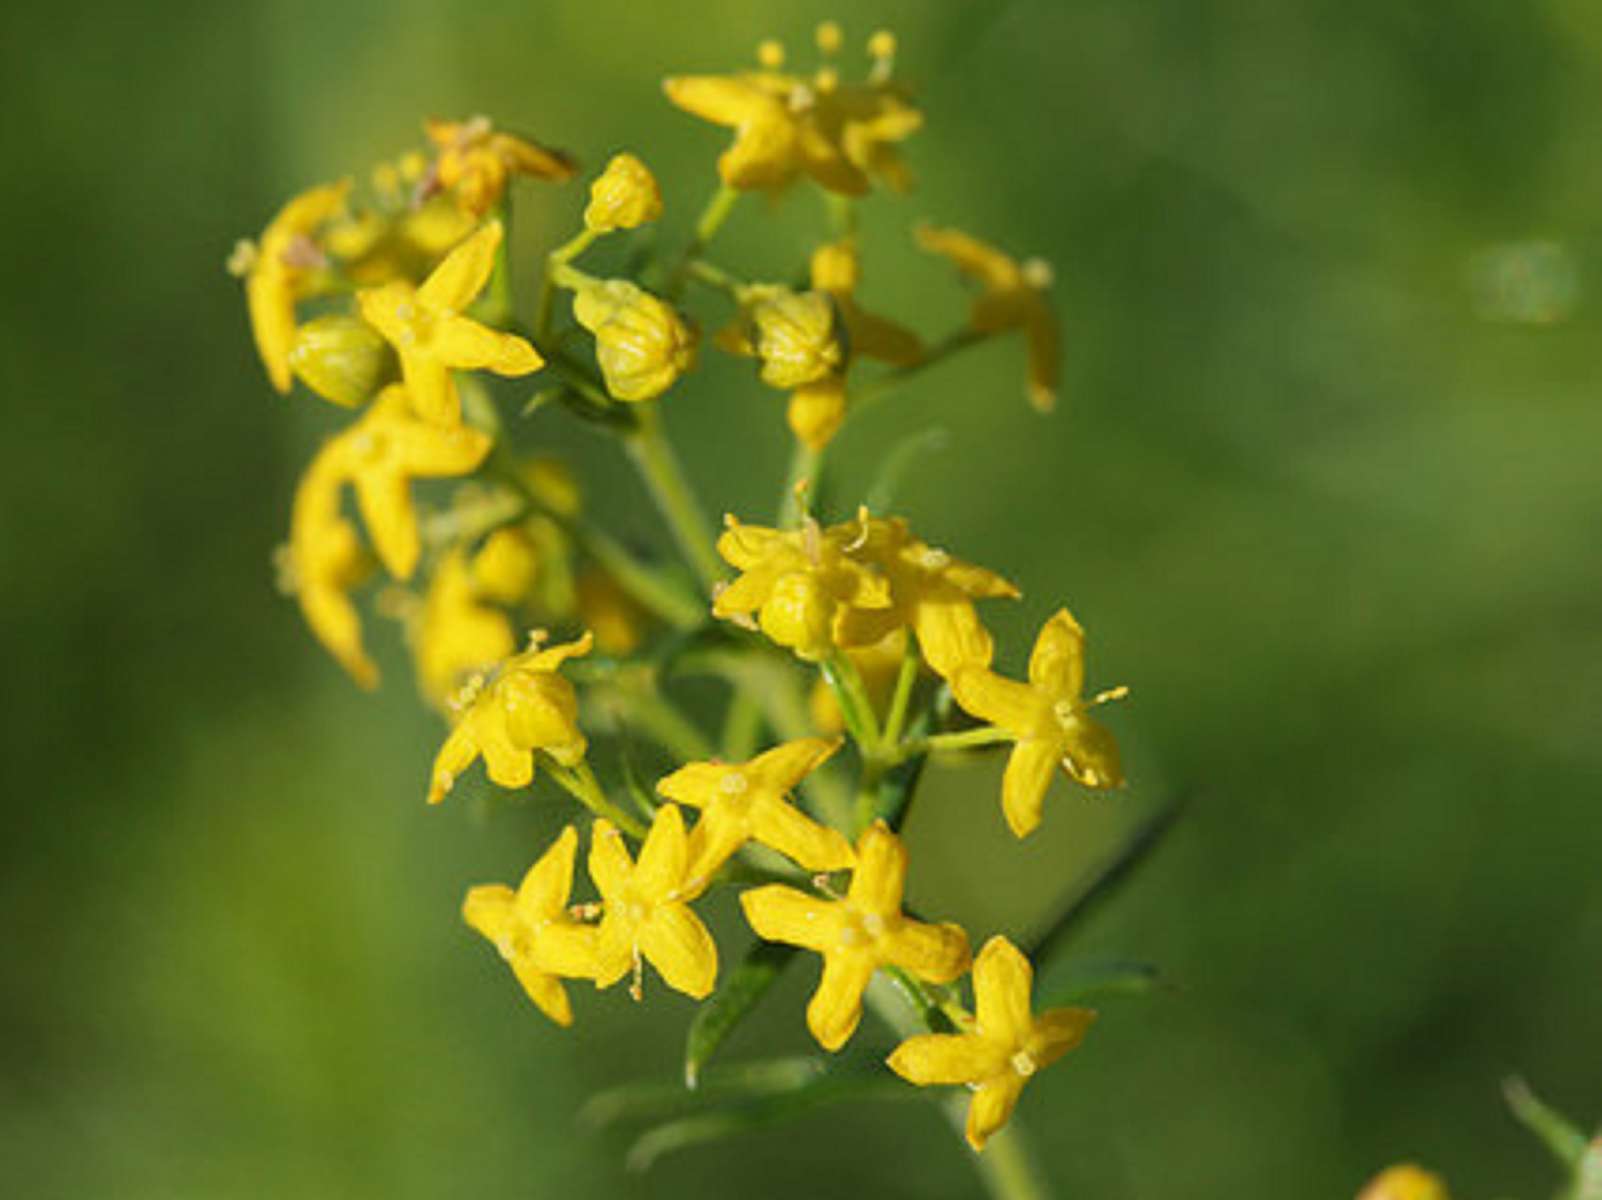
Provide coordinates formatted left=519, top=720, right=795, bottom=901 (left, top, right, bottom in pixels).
left=234, top=19, right=1135, bottom=1171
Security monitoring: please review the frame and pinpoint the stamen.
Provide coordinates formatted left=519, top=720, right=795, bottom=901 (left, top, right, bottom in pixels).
left=225, top=239, right=257, bottom=277
left=815, top=21, right=843, bottom=55
left=1021, top=257, right=1055, bottom=290
left=1010, top=1050, right=1037, bottom=1077
left=757, top=39, right=785, bottom=69
left=1089, top=684, right=1130, bottom=707
left=629, top=948, right=645, bottom=1002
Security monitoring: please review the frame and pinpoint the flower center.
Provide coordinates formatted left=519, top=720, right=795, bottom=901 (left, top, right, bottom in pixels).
left=1010, top=1050, right=1037, bottom=1078
left=1052, top=699, right=1079, bottom=731
left=918, top=546, right=951, bottom=571
left=719, top=773, right=749, bottom=797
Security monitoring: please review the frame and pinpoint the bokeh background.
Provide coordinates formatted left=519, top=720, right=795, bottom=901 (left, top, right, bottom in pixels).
left=5, top=0, right=1601, bottom=1196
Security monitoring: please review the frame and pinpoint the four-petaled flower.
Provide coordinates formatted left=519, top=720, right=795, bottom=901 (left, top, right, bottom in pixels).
left=590, top=806, right=719, bottom=1000
left=461, top=826, right=602, bottom=1026
left=889, top=935, right=1095, bottom=1151
left=240, top=180, right=349, bottom=394
left=327, top=384, right=494, bottom=580
left=428, top=632, right=593, bottom=804
left=916, top=224, right=1060, bottom=414
left=951, top=609, right=1126, bottom=838
left=712, top=514, right=893, bottom=662
left=657, top=737, right=853, bottom=893
left=838, top=511, right=1020, bottom=679
left=425, top=115, right=576, bottom=216
left=741, top=820, right=971, bottom=1051
left=411, top=546, right=516, bottom=712
left=358, top=219, right=545, bottom=426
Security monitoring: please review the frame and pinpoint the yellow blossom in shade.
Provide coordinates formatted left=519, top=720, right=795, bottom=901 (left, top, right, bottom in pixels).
left=461, top=826, right=602, bottom=1026
left=575, top=568, right=646, bottom=656
left=471, top=526, right=540, bottom=606
left=1356, top=1165, right=1451, bottom=1200
left=950, top=609, right=1127, bottom=838
left=427, top=632, right=593, bottom=804
left=412, top=547, right=516, bottom=711
left=589, top=807, right=719, bottom=1000
left=240, top=180, right=350, bottom=393
left=810, top=628, right=912, bottom=735
left=283, top=447, right=378, bottom=689
left=327, top=384, right=493, bottom=581
left=712, top=514, right=893, bottom=662
left=916, top=224, right=1060, bottom=413
left=287, top=314, right=396, bottom=408
left=571, top=279, right=697, bottom=403
left=324, top=195, right=478, bottom=288
left=888, top=936, right=1095, bottom=1151
left=424, top=115, right=576, bottom=217
left=741, top=820, right=971, bottom=1051
left=658, top=737, right=852, bottom=893
left=720, top=285, right=842, bottom=390
left=837, top=512, right=1020, bottom=679
left=357, top=219, right=544, bottom=427
left=583, top=152, right=663, bottom=233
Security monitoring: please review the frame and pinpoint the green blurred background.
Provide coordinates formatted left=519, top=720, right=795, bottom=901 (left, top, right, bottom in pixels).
left=5, top=0, right=1601, bottom=1195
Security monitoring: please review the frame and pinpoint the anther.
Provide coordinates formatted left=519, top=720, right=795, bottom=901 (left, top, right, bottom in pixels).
left=1010, top=1050, right=1038, bottom=1077
left=757, top=39, right=785, bottom=69
left=815, top=21, right=843, bottom=55
left=1021, top=257, right=1055, bottom=290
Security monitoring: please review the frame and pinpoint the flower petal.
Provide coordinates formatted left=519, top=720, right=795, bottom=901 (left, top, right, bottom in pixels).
left=509, top=959, right=573, bottom=1026
left=655, top=761, right=732, bottom=809
left=1030, top=1006, right=1096, bottom=1070
left=806, top=949, right=876, bottom=1051
left=912, top=594, right=995, bottom=679
left=749, top=793, right=855, bottom=873
left=634, top=804, right=689, bottom=900
left=1000, top=738, right=1060, bottom=838
left=417, top=219, right=501, bottom=313
left=590, top=910, right=635, bottom=990
left=352, top=468, right=419, bottom=580
left=883, top=919, right=971, bottom=984
left=845, top=821, right=907, bottom=917
left=973, top=936, right=1035, bottom=1045
left=460, top=884, right=517, bottom=944
left=1062, top=714, right=1123, bottom=791
left=682, top=807, right=748, bottom=895
left=888, top=1032, right=1005, bottom=1086
left=638, top=904, right=718, bottom=999
left=746, top=737, right=841, bottom=793
left=515, top=826, right=578, bottom=921
left=433, top=313, right=545, bottom=377
left=397, top=352, right=458, bottom=427
left=739, top=884, right=839, bottom=952
left=1028, top=609, right=1085, bottom=698
left=529, top=922, right=601, bottom=980
left=587, top=820, right=634, bottom=903
left=1024, top=300, right=1059, bottom=414
left=950, top=667, right=1039, bottom=734
left=966, top=1076, right=1027, bottom=1151
left=428, top=721, right=479, bottom=805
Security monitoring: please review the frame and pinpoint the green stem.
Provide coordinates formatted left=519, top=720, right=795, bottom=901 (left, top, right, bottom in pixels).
left=820, top=651, right=880, bottom=748
left=848, top=327, right=990, bottom=422
left=897, top=725, right=1013, bottom=762
left=484, top=198, right=514, bottom=329
left=879, top=638, right=920, bottom=750
left=623, top=690, right=717, bottom=763
left=962, top=1112, right=1054, bottom=1200
left=667, top=182, right=740, bottom=298
left=721, top=692, right=765, bottom=761
left=685, top=257, right=743, bottom=297
left=536, top=227, right=599, bottom=343
left=623, top=401, right=724, bottom=592
left=545, top=758, right=648, bottom=838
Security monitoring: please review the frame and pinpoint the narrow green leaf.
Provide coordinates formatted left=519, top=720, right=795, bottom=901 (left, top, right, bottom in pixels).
left=684, top=940, right=799, bottom=1088
left=624, top=1063, right=912, bottom=1172
left=580, top=1056, right=823, bottom=1130
left=1504, top=1077, right=1588, bottom=1168
left=1026, top=792, right=1187, bottom=965
left=1037, top=957, right=1168, bottom=1008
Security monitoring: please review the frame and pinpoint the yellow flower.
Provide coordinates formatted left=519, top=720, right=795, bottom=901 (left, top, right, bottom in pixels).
left=283, top=447, right=378, bottom=689
left=663, top=25, right=919, bottom=196
left=778, top=239, right=923, bottom=450
left=740, top=820, right=971, bottom=1051
left=239, top=180, right=349, bottom=393
left=357, top=220, right=544, bottom=426
left=583, top=152, right=663, bottom=233
left=575, top=568, right=646, bottom=656
left=461, top=826, right=602, bottom=1026
left=470, top=526, right=540, bottom=606
left=589, top=806, right=719, bottom=1000
left=657, top=737, right=852, bottom=893
left=888, top=936, right=1095, bottom=1151
left=1356, top=1165, right=1451, bottom=1200
left=427, top=632, right=593, bottom=804
left=916, top=224, right=1060, bottom=413
left=838, top=512, right=1019, bottom=680
left=425, top=115, right=576, bottom=216
left=287, top=314, right=396, bottom=408
left=412, top=547, right=516, bottom=711
left=326, top=384, right=494, bottom=581
left=950, top=609, right=1127, bottom=838
left=712, top=514, right=893, bottom=662
left=720, top=285, right=842, bottom=390
left=571, top=279, right=697, bottom=403
left=324, top=195, right=479, bottom=288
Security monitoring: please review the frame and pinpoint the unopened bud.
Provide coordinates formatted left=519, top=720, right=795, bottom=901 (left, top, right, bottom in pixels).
left=584, top=153, right=664, bottom=233
left=573, top=279, right=698, bottom=402
left=745, top=287, right=842, bottom=389
left=1356, top=1164, right=1450, bottom=1200
left=787, top=376, right=847, bottom=451
left=471, top=527, right=539, bottom=604
left=288, top=315, right=396, bottom=408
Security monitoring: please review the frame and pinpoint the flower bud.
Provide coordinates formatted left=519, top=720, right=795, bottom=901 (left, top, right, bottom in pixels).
left=288, top=314, right=396, bottom=408
left=746, top=287, right=842, bottom=389
left=576, top=567, right=645, bottom=655
left=573, top=279, right=697, bottom=402
left=787, top=376, right=847, bottom=451
left=759, top=571, right=836, bottom=660
left=583, top=153, right=664, bottom=233
left=1356, top=1165, right=1450, bottom=1200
